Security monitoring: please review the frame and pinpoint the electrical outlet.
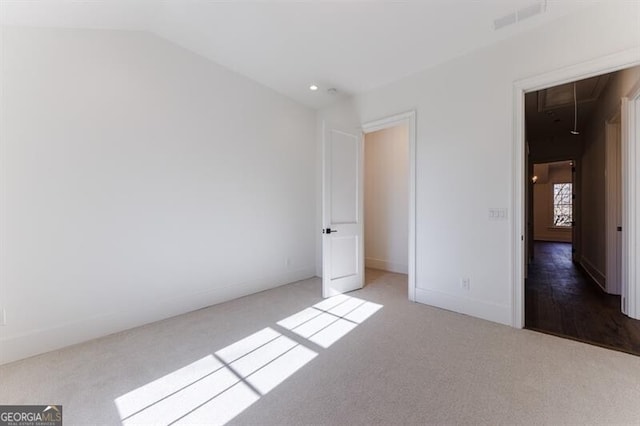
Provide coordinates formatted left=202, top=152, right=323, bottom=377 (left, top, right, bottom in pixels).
left=0, top=308, right=6, bottom=326
left=285, top=257, right=292, bottom=268
left=461, top=278, right=470, bottom=290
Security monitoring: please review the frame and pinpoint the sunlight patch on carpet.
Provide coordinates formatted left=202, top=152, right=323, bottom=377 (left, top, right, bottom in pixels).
left=278, top=295, right=383, bottom=348
left=115, top=294, right=382, bottom=425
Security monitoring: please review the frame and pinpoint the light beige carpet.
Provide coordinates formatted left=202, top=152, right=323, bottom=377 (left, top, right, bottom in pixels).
left=1, top=269, right=639, bottom=425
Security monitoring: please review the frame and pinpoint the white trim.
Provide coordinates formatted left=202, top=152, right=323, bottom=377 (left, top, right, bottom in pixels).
left=362, top=110, right=417, bottom=302
left=512, top=82, right=526, bottom=329
left=415, top=288, right=511, bottom=326
left=512, top=48, right=640, bottom=328
left=0, top=265, right=316, bottom=365
left=365, top=257, right=408, bottom=275
left=621, top=97, right=629, bottom=314
left=621, top=80, right=640, bottom=318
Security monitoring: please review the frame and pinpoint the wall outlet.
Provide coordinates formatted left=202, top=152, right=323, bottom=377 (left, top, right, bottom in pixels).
left=0, top=308, right=6, bottom=326
left=461, top=278, right=470, bottom=290
left=285, top=257, right=292, bottom=268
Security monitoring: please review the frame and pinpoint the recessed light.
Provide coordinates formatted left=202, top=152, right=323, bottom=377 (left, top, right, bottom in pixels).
left=309, top=85, right=318, bottom=91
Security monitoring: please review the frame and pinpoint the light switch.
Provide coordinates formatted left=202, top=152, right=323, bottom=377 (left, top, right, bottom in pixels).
left=489, top=208, right=508, bottom=221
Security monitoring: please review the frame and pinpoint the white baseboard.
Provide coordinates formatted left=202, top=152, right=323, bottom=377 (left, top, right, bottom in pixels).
left=365, top=257, right=408, bottom=274
left=414, top=287, right=511, bottom=326
left=0, top=266, right=316, bottom=365
left=579, top=257, right=606, bottom=291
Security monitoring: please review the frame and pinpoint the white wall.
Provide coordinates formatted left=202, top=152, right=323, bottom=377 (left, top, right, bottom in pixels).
left=364, top=125, right=408, bottom=274
left=533, top=162, right=573, bottom=243
left=580, top=66, right=640, bottom=286
left=0, top=27, right=317, bottom=364
left=317, top=2, right=640, bottom=325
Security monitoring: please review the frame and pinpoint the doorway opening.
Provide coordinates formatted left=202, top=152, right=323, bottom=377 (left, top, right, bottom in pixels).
left=363, top=124, right=409, bottom=291
left=531, top=161, right=575, bottom=249
left=521, top=66, right=640, bottom=355
left=513, top=50, right=640, bottom=330
left=321, top=111, right=416, bottom=301
left=362, top=111, right=416, bottom=301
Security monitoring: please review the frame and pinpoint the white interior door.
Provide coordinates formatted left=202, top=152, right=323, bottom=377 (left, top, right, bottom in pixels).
left=322, top=123, right=364, bottom=298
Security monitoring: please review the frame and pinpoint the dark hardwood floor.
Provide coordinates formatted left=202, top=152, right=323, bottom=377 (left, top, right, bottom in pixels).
left=525, top=241, right=640, bottom=356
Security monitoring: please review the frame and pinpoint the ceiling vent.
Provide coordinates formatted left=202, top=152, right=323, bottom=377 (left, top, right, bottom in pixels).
left=494, top=12, right=517, bottom=30
left=494, top=1, right=547, bottom=30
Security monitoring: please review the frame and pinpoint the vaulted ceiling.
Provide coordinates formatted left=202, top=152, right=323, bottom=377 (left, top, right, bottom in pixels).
left=0, top=0, right=596, bottom=109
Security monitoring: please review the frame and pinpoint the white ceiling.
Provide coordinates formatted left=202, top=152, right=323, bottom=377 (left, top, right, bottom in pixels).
left=0, top=0, right=598, bottom=109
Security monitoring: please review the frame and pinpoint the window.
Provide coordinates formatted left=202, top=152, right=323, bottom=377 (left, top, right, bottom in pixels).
left=553, top=183, right=572, bottom=227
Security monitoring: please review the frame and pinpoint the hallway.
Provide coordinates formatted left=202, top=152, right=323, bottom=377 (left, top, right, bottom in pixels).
left=525, top=241, right=640, bottom=356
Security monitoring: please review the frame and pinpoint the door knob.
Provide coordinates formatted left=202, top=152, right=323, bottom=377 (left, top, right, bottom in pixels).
left=323, top=228, right=338, bottom=234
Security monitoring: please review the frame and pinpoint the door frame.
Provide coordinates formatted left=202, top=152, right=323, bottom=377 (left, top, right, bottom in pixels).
left=621, top=80, right=640, bottom=316
left=512, top=49, right=640, bottom=328
left=362, top=111, right=417, bottom=301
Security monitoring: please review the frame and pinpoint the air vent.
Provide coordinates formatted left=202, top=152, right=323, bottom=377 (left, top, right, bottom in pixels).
left=494, top=12, right=516, bottom=30
left=517, top=2, right=544, bottom=21
left=494, top=1, right=547, bottom=30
